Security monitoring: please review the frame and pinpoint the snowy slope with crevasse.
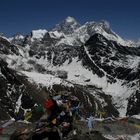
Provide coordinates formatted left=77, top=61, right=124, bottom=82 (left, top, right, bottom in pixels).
left=19, top=56, right=137, bottom=116
left=21, top=71, right=73, bottom=88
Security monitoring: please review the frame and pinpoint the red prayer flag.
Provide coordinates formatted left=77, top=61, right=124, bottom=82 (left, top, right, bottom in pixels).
left=44, top=99, right=55, bottom=109
left=0, top=128, right=3, bottom=135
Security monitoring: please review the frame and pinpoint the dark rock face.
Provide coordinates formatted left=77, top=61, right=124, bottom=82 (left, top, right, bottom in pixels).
left=127, top=90, right=140, bottom=116
left=10, top=33, right=25, bottom=46
left=56, top=70, right=68, bottom=79
left=81, top=34, right=140, bottom=116
left=82, top=34, right=140, bottom=83
left=0, top=59, right=42, bottom=120
left=0, top=37, right=21, bottom=55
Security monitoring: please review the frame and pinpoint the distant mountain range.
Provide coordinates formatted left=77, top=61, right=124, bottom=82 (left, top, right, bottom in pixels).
left=0, top=16, right=140, bottom=120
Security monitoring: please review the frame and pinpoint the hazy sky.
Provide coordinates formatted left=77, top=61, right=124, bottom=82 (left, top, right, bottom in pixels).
left=0, top=0, right=139, bottom=39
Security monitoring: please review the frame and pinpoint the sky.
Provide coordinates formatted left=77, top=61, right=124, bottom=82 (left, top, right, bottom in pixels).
left=0, top=0, right=139, bottom=40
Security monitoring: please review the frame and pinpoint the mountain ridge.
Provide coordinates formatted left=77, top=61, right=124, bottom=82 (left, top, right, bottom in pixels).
left=0, top=17, right=140, bottom=120
left=7, top=16, right=140, bottom=47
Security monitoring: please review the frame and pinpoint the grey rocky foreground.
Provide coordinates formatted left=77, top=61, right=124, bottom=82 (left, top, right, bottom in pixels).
left=0, top=118, right=140, bottom=140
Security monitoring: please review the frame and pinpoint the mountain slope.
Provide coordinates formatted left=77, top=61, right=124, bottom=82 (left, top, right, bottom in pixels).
left=0, top=17, right=140, bottom=119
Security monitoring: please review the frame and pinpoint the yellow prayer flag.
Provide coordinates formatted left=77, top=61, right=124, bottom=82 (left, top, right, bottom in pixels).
left=52, top=118, right=57, bottom=124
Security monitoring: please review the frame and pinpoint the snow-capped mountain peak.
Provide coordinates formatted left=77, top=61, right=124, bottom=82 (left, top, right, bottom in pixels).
left=81, top=20, right=128, bottom=46
left=31, top=29, right=47, bottom=40
left=51, top=19, right=129, bottom=47
left=52, top=16, right=81, bottom=35
left=65, top=16, right=77, bottom=23
left=8, top=17, right=138, bottom=47
left=13, top=33, right=24, bottom=39
left=0, top=33, right=11, bottom=43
